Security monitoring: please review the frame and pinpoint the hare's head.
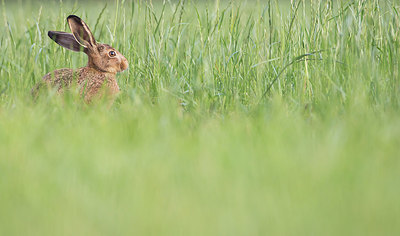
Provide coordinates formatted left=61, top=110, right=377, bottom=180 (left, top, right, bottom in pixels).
left=48, top=15, right=128, bottom=73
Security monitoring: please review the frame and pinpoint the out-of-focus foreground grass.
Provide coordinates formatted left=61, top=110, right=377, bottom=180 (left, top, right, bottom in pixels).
left=1, top=0, right=400, bottom=235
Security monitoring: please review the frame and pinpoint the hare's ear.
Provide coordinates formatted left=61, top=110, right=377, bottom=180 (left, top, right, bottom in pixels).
left=67, top=15, right=97, bottom=49
left=48, top=31, right=83, bottom=52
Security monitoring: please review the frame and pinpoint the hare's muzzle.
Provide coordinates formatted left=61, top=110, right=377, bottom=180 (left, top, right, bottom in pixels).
left=120, top=56, right=129, bottom=72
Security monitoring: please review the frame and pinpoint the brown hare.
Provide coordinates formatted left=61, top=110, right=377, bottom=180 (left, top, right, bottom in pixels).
left=33, top=15, right=128, bottom=102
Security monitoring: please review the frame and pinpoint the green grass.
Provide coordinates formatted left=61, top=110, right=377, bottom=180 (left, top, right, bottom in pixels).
left=1, top=0, right=400, bottom=235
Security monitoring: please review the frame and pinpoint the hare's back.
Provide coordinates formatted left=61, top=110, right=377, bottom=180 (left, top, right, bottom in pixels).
left=43, top=68, right=77, bottom=88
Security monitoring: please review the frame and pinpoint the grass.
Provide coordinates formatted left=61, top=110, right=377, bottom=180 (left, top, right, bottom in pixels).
left=1, top=0, right=400, bottom=235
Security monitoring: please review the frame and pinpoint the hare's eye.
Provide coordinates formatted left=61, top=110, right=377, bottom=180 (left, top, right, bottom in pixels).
left=109, top=51, right=116, bottom=57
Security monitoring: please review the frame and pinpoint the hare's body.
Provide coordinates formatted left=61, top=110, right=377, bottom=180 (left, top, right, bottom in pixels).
left=34, top=15, right=128, bottom=102
left=42, top=67, right=119, bottom=101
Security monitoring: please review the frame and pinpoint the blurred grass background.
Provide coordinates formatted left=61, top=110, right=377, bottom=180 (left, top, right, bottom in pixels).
left=1, top=0, right=400, bottom=235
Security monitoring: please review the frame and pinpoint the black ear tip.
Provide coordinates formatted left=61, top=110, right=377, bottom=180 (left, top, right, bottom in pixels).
left=48, top=31, right=55, bottom=39
left=67, top=15, right=81, bottom=21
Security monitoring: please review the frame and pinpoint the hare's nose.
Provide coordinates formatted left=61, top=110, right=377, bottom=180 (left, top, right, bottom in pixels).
left=120, top=57, right=129, bottom=71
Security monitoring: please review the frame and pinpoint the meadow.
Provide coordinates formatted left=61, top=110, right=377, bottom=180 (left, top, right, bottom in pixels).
left=1, top=0, right=400, bottom=235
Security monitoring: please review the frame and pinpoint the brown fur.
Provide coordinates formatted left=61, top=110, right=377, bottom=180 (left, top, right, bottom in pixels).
left=40, top=66, right=119, bottom=102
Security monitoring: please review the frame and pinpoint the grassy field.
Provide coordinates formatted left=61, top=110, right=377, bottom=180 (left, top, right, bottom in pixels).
left=1, top=0, right=400, bottom=235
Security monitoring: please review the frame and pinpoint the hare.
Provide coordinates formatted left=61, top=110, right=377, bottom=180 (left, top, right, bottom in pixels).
left=33, top=15, right=128, bottom=102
